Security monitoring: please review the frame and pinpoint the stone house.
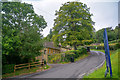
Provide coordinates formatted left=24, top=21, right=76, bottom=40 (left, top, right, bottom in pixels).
left=36, top=42, right=68, bottom=62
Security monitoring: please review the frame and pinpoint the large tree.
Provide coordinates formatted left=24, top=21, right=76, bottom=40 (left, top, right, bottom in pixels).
left=44, top=29, right=53, bottom=41
left=2, top=2, right=47, bottom=64
left=52, top=1, right=94, bottom=50
left=95, top=27, right=117, bottom=43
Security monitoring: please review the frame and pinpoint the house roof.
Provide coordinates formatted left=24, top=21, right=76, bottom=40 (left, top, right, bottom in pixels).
left=44, top=42, right=60, bottom=50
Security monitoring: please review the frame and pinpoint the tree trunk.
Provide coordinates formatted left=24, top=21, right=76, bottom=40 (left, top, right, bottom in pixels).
left=73, top=44, right=77, bottom=54
left=74, top=45, right=77, bottom=50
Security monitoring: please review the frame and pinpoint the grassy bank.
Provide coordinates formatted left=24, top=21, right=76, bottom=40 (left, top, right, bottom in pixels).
left=84, top=49, right=119, bottom=78
left=48, top=48, right=89, bottom=64
left=74, top=53, right=89, bottom=62
left=2, top=65, right=50, bottom=78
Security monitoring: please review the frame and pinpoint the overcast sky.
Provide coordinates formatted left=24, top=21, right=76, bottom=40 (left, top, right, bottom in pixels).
left=22, top=0, right=119, bottom=37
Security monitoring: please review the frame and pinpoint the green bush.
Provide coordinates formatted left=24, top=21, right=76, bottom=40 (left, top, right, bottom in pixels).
left=89, top=44, right=119, bottom=50
left=2, top=64, right=15, bottom=74
left=48, top=48, right=87, bottom=63
left=116, top=43, right=120, bottom=49
left=64, top=48, right=87, bottom=62
left=81, top=48, right=87, bottom=54
left=44, top=60, right=46, bottom=64
left=109, top=39, right=120, bottom=44
left=65, top=53, right=75, bottom=62
left=48, top=54, right=61, bottom=63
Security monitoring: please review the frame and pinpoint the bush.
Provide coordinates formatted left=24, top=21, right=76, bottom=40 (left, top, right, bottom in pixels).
left=48, top=48, right=87, bottom=63
left=89, top=43, right=119, bottom=50
left=2, top=64, right=15, bottom=74
left=81, top=48, right=87, bottom=54
left=44, top=60, right=46, bottom=64
left=116, top=43, right=120, bottom=49
left=48, top=54, right=61, bottom=63
left=64, top=48, right=87, bottom=62
left=65, top=53, right=75, bottom=62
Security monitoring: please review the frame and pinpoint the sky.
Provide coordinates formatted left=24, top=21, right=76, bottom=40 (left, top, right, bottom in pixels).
left=22, top=0, right=119, bottom=37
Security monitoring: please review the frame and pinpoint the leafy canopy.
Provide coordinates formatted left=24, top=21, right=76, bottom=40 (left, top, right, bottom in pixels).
left=52, top=1, right=94, bottom=49
left=2, top=2, right=47, bottom=64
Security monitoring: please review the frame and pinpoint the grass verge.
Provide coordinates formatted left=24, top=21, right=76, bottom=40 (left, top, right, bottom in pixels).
left=58, top=53, right=89, bottom=64
left=84, top=49, right=119, bottom=78
left=74, top=53, right=90, bottom=62
left=2, top=65, right=50, bottom=78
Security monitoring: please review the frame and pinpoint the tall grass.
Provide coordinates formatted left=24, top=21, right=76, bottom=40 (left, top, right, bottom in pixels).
left=84, top=49, right=119, bottom=78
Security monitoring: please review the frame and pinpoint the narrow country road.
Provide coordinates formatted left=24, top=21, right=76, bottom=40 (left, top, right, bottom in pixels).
left=15, top=51, right=105, bottom=78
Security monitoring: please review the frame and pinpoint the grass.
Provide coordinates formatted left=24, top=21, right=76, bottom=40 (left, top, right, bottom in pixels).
left=48, top=53, right=89, bottom=64
left=2, top=65, right=50, bottom=78
left=91, top=49, right=115, bottom=56
left=84, top=49, right=119, bottom=78
left=91, top=49, right=105, bottom=53
left=74, top=53, right=89, bottom=62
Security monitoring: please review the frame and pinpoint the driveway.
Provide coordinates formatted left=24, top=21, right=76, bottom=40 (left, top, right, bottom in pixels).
left=14, top=51, right=105, bottom=78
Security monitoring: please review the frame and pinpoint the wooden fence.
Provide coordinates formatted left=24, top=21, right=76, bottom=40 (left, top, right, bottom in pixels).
left=14, top=61, right=44, bottom=72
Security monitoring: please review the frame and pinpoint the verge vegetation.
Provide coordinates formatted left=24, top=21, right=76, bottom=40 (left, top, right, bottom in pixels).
left=84, top=49, right=119, bottom=78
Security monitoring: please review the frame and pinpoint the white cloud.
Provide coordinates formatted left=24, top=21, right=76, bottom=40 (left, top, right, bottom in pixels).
left=23, top=0, right=118, bottom=36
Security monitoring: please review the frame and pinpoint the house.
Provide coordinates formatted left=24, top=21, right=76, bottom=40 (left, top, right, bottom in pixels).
left=35, top=42, right=61, bottom=62
left=35, top=42, right=72, bottom=62
left=44, top=42, right=61, bottom=55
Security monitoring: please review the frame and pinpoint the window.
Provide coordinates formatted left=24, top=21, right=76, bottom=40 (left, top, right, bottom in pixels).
left=44, top=50, right=46, bottom=54
left=49, top=49, right=51, bottom=53
left=53, top=50, right=54, bottom=54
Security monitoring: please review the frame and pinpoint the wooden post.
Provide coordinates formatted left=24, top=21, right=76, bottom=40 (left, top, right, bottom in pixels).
left=14, top=65, right=16, bottom=72
left=29, top=63, right=30, bottom=69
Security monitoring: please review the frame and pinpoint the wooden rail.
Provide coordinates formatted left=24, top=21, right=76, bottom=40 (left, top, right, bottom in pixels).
left=14, top=61, right=44, bottom=72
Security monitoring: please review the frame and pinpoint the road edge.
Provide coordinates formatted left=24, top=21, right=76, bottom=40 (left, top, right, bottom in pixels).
left=77, top=51, right=105, bottom=78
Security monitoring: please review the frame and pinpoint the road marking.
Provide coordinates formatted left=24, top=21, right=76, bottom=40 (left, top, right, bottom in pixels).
left=77, top=51, right=105, bottom=78
left=77, top=73, right=86, bottom=78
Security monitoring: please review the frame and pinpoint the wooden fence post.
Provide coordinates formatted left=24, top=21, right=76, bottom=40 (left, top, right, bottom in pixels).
left=29, top=63, right=30, bottom=69
left=14, top=65, right=16, bottom=72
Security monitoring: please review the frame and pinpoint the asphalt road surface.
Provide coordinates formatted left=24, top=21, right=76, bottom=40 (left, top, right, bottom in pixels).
left=15, top=51, right=105, bottom=78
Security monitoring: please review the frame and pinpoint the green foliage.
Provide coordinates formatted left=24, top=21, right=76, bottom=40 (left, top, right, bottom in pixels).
left=95, top=27, right=119, bottom=43
left=89, top=43, right=118, bottom=50
left=52, top=1, right=94, bottom=50
left=64, top=48, right=87, bottom=61
left=48, top=48, right=87, bottom=63
left=2, top=2, right=47, bottom=64
left=84, top=49, right=119, bottom=78
left=82, top=40, right=93, bottom=45
left=109, top=39, right=120, bottom=44
left=44, top=29, right=53, bottom=41
left=48, top=53, right=61, bottom=63
left=116, top=43, right=120, bottom=49
left=44, top=60, right=46, bottom=65
left=2, top=64, right=15, bottom=74
left=2, top=65, right=50, bottom=78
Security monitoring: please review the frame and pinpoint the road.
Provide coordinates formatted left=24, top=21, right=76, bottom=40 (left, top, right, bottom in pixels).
left=15, top=51, right=105, bottom=78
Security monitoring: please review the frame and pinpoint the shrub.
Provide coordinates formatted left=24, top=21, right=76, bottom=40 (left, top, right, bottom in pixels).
left=48, top=48, right=87, bottom=63
left=64, top=48, right=87, bottom=62
left=48, top=54, right=61, bottom=63
left=89, top=43, right=119, bottom=50
left=81, top=48, right=87, bottom=54
left=2, top=64, right=15, bottom=74
left=116, top=43, right=120, bottom=49
left=65, top=53, right=75, bottom=62
left=44, top=60, right=46, bottom=64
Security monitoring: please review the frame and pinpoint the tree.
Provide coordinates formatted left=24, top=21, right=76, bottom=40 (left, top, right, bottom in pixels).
left=114, top=25, right=120, bottom=40
left=95, top=27, right=117, bottom=43
left=44, top=29, right=53, bottom=41
left=2, top=2, right=47, bottom=64
left=52, top=1, right=94, bottom=50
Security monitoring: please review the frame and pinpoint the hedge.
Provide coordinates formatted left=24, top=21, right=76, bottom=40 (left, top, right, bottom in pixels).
left=2, top=64, right=15, bottom=74
left=48, top=48, right=87, bottom=63
left=89, top=43, right=120, bottom=50
left=64, top=48, right=87, bottom=62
